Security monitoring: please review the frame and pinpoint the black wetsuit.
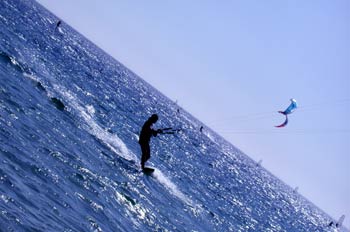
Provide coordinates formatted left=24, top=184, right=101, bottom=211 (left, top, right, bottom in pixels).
left=139, top=119, right=158, bottom=168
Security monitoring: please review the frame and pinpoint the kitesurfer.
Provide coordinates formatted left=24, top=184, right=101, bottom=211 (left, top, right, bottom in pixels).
left=139, top=114, right=162, bottom=169
left=55, top=20, right=61, bottom=29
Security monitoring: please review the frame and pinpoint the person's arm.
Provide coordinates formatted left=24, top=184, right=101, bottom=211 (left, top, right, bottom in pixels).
left=152, top=129, right=162, bottom=137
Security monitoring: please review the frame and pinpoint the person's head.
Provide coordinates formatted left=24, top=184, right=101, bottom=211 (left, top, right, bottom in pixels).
left=149, top=114, right=158, bottom=123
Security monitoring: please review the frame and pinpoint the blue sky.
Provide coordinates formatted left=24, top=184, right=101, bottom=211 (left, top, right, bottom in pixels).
left=37, top=0, right=350, bottom=227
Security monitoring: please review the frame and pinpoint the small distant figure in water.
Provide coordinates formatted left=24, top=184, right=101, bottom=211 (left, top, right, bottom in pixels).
left=55, top=20, right=61, bottom=30
left=328, top=214, right=346, bottom=228
left=200, top=126, right=203, bottom=133
left=256, top=159, right=262, bottom=167
left=293, top=186, right=299, bottom=193
left=139, top=114, right=162, bottom=169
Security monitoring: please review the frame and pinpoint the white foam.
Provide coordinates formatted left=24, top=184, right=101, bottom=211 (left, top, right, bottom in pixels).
left=152, top=169, right=192, bottom=206
left=22, top=72, right=40, bottom=83
left=53, top=84, right=136, bottom=161
left=86, top=105, right=96, bottom=115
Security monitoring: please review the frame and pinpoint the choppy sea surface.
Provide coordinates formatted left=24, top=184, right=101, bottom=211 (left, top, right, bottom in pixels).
left=0, top=1, right=348, bottom=231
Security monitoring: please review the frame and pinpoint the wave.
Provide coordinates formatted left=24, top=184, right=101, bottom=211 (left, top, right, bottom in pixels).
left=152, top=169, right=192, bottom=206
left=0, top=50, right=32, bottom=74
left=52, top=83, right=136, bottom=161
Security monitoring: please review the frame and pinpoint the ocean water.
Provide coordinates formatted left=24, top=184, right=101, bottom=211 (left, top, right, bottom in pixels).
left=0, top=1, right=348, bottom=231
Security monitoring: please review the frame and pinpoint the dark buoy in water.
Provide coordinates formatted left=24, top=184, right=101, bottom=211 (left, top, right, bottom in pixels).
left=51, top=97, right=65, bottom=111
left=36, top=82, right=46, bottom=92
left=0, top=51, right=12, bottom=63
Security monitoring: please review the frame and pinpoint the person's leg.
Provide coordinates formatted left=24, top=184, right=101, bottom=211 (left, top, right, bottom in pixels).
left=140, top=143, right=150, bottom=169
left=140, top=144, right=146, bottom=169
left=144, top=144, right=150, bottom=163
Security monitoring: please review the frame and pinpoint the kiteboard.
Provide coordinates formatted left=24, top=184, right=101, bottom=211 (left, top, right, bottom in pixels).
left=142, top=167, right=155, bottom=175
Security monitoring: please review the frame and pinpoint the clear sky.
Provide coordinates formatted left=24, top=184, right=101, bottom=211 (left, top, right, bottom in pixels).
left=37, top=0, right=350, bottom=227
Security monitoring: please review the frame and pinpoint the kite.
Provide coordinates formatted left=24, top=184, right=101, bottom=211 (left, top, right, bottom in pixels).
left=275, top=99, right=297, bottom=128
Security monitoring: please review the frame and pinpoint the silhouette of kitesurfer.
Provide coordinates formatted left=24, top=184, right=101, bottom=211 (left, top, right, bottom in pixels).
left=200, top=126, right=203, bottom=133
left=55, top=20, right=61, bottom=29
left=139, top=114, right=162, bottom=169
